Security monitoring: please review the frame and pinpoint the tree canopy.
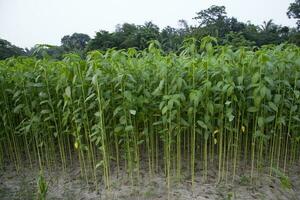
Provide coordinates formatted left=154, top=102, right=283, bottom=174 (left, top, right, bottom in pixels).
left=287, top=0, right=300, bottom=29
left=0, top=38, right=24, bottom=59
left=1, top=2, right=300, bottom=60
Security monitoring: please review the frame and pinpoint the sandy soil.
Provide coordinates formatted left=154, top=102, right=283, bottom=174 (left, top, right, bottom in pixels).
left=0, top=160, right=299, bottom=200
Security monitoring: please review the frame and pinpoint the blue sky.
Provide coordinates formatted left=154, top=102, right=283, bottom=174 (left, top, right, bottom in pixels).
left=0, top=0, right=297, bottom=48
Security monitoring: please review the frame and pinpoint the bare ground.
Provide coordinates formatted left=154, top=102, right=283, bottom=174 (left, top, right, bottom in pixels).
left=0, top=160, right=299, bottom=200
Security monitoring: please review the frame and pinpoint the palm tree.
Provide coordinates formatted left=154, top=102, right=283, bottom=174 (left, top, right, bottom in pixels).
left=260, top=19, right=276, bottom=32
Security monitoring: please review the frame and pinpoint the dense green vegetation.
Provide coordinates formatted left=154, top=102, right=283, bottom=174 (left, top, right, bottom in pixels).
left=0, top=38, right=299, bottom=192
left=2, top=2, right=300, bottom=60
left=0, top=2, right=300, bottom=196
left=0, top=39, right=25, bottom=60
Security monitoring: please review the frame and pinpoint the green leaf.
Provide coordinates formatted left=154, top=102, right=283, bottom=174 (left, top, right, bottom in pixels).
left=65, top=86, right=71, bottom=98
left=265, top=115, right=275, bottom=123
left=153, top=121, right=163, bottom=126
left=197, top=120, right=207, bottom=129
left=207, top=101, right=214, bottom=115
left=159, top=101, right=165, bottom=110
left=277, top=117, right=286, bottom=126
left=292, top=116, right=300, bottom=122
left=180, top=118, right=189, bottom=126
left=129, top=109, right=136, bottom=115
left=114, top=126, right=123, bottom=132
left=94, top=112, right=100, bottom=117
left=124, top=91, right=132, bottom=100
left=125, top=125, right=134, bottom=132
left=113, top=106, right=122, bottom=117
left=41, top=110, right=51, bottom=114
left=13, top=90, right=21, bottom=99
left=268, top=102, right=278, bottom=112
left=13, top=104, right=24, bottom=113
left=291, top=105, right=297, bottom=112
left=258, top=117, right=264, bottom=128
left=225, top=101, right=231, bottom=106
left=162, top=106, right=168, bottom=115
left=294, top=90, right=300, bottom=99
left=247, top=107, right=258, bottom=113
left=119, top=115, right=126, bottom=125
left=252, top=72, right=260, bottom=83
left=228, top=114, right=234, bottom=122
left=274, top=95, right=281, bottom=104
left=264, top=77, right=274, bottom=87
left=152, top=79, right=164, bottom=96
left=95, top=161, right=104, bottom=169
left=204, top=132, right=209, bottom=140
left=85, top=93, right=95, bottom=102
left=254, top=130, right=266, bottom=139
left=137, top=140, right=144, bottom=145
left=237, top=76, right=243, bottom=85
left=92, top=75, right=98, bottom=85
left=259, top=86, right=268, bottom=99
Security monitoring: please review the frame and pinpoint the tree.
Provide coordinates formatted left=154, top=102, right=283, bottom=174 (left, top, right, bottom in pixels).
left=61, top=33, right=90, bottom=52
left=87, top=22, right=160, bottom=51
left=222, top=32, right=255, bottom=48
left=114, top=23, right=139, bottom=48
left=178, top=19, right=190, bottom=33
left=193, top=5, right=227, bottom=27
left=0, top=38, right=24, bottom=60
left=160, top=26, right=184, bottom=52
left=191, top=5, right=292, bottom=47
left=27, top=44, right=65, bottom=59
left=86, top=30, right=115, bottom=51
left=260, top=20, right=277, bottom=32
left=136, top=21, right=160, bottom=49
left=192, top=6, right=245, bottom=39
left=227, top=17, right=246, bottom=33
left=287, top=0, right=300, bottom=29
left=288, top=28, right=300, bottom=45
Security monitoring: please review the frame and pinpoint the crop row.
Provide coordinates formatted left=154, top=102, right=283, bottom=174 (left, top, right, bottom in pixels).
left=0, top=38, right=299, bottom=189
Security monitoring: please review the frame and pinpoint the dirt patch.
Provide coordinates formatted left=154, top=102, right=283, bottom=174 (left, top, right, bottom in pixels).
left=0, top=161, right=299, bottom=200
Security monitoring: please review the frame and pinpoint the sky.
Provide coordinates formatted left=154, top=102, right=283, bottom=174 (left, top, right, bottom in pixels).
left=0, top=0, right=297, bottom=48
